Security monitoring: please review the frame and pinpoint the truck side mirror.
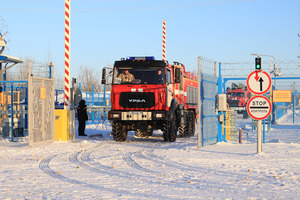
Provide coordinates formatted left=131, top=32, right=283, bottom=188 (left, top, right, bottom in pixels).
left=101, top=68, right=106, bottom=84
left=175, top=68, right=180, bottom=83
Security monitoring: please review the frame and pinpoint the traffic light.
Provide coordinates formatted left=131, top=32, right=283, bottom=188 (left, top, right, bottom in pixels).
left=255, top=57, right=261, bottom=70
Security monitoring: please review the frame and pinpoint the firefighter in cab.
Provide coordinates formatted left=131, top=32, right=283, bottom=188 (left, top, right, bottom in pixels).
left=118, top=69, right=135, bottom=83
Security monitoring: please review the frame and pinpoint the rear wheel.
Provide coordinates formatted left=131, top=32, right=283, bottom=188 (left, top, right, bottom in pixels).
left=179, top=111, right=188, bottom=137
left=135, top=129, right=145, bottom=138
left=146, top=126, right=153, bottom=136
left=163, top=120, right=177, bottom=142
left=112, top=121, right=127, bottom=141
left=187, top=111, right=195, bottom=137
left=135, top=125, right=153, bottom=138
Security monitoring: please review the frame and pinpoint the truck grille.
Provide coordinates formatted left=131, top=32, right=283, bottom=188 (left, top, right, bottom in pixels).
left=119, top=92, right=155, bottom=108
left=227, top=100, right=240, bottom=107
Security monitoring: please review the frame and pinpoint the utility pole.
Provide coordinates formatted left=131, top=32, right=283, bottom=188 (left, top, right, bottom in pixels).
left=298, top=34, right=300, bottom=59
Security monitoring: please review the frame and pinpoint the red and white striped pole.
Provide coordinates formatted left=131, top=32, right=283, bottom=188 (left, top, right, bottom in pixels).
left=162, top=20, right=166, bottom=61
left=64, top=0, right=71, bottom=109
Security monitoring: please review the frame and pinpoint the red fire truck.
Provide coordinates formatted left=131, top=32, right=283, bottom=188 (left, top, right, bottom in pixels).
left=102, top=56, right=198, bottom=142
left=226, top=83, right=251, bottom=118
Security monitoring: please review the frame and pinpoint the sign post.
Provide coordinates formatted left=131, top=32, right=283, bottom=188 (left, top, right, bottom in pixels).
left=247, top=68, right=272, bottom=154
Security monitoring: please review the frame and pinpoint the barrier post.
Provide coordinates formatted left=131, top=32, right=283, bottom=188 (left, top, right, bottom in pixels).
left=162, top=20, right=166, bottom=61
left=239, top=128, right=242, bottom=143
left=64, top=0, right=71, bottom=109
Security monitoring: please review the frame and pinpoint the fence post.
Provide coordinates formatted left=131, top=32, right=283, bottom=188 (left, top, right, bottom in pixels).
left=293, top=93, right=295, bottom=124
left=217, top=62, right=223, bottom=142
left=92, top=85, right=95, bottom=124
left=49, top=62, right=52, bottom=79
left=10, top=83, right=14, bottom=142
left=197, top=56, right=202, bottom=148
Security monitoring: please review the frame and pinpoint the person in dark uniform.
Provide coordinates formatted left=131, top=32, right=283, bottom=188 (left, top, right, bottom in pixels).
left=155, top=69, right=164, bottom=84
left=77, top=99, right=88, bottom=136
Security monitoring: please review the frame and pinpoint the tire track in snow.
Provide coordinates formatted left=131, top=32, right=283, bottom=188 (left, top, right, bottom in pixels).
left=141, top=148, right=276, bottom=185
left=122, top=152, right=162, bottom=175
left=39, top=153, right=171, bottom=199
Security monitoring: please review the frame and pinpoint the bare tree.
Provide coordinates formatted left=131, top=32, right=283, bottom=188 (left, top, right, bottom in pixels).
left=77, top=65, right=102, bottom=92
left=4, top=57, right=30, bottom=81
left=55, top=72, right=64, bottom=90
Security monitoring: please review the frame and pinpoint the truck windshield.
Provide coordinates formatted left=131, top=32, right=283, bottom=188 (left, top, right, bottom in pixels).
left=113, top=67, right=165, bottom=85
left=235, top=92, right=245, bottom=97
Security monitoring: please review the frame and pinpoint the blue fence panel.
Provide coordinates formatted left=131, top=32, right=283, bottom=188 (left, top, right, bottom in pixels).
left=275, top=102, right=289, bottom=121
left=82, top=91, right=111, bottom=124
left=201, top=74, right=218, bottom=146
left=54, top=90, right=111, bottom=124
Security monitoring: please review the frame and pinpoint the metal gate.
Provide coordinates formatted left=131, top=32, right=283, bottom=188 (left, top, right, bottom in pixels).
left=198, top=57, right=218, bottom=146
left=28, top=69, right=55, bottom=146
left=0, top=81, right=28, bottom=140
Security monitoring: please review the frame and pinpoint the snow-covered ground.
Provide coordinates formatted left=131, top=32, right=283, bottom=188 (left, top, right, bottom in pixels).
left=0, top=110, right=299, bottom=199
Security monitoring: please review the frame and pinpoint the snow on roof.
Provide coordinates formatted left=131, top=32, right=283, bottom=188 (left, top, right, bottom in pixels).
left=0, top=54, right=23, bottom=64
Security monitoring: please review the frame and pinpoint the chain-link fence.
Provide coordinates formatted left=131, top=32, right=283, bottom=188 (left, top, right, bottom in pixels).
left=198, top=57, right=218, bottom=146
left=220, top=60, right=300, bottom=124
left=4, top=60, right=54, bottom=81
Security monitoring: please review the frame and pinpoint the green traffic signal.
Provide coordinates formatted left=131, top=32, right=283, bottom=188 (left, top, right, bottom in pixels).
left=255, top=57, right=261, bottom=70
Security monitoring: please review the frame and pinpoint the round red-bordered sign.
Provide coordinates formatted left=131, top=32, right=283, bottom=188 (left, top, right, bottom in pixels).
left=247, top=70, right=271, bottom=94
left=247, top=96, right=272, bottom=120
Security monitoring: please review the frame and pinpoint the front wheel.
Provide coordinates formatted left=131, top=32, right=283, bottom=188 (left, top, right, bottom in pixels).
left=112, top=121, right=127, bottom=142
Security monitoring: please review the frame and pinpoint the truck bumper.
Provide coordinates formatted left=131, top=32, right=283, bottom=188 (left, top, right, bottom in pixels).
left=108, top=111, right=166, bottom=121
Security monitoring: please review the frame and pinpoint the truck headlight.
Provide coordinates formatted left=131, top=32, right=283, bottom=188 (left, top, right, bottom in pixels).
left=113, top=114, right=119, bottom=118
left=110, top=113, right=120, bottom=119
left=155, top=113, right=164, bottom=118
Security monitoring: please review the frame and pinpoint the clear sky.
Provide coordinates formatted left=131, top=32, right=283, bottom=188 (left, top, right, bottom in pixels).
left=0, top=0, right=299, bottom=78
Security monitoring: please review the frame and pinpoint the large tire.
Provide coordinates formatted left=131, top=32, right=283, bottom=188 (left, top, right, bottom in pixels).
left=179, top=111, right=188, bottom=137
left=135, top=125, right=153, bottom=138
left=135, top=129, right=145, bottom=138
left=112, top=121, right=127, bottom=142
left=187, top=111, right=195, bottom=137
left=163, top=120, right=177, bottom=142
left=146, top=126, right=153, bottom=136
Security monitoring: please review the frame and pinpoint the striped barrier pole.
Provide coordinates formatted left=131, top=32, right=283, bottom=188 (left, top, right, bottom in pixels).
left=162, top=20, right=166, bottom=61
left=64, top=0, right=71, bottom=109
